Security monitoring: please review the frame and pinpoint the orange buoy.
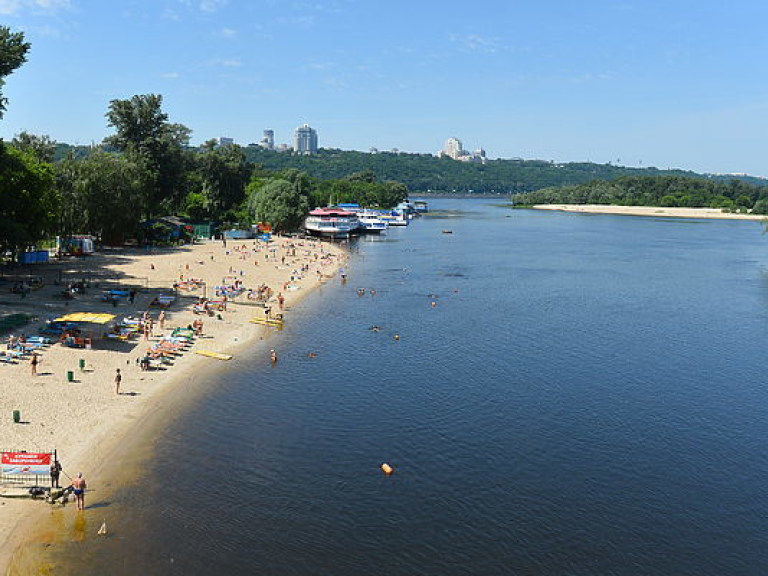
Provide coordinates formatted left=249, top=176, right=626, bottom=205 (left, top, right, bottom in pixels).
left=380, top=463, right=394, bottom=475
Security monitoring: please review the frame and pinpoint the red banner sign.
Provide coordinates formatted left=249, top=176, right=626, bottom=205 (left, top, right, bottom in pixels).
left=1, top=452, right=51, bottom=475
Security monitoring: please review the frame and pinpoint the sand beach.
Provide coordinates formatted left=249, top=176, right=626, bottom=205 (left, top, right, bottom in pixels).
left=532, top=204, right=768, bottom=221
left=0, top=236, right=346, bottom=571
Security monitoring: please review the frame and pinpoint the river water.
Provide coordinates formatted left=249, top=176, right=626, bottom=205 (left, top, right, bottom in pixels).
left=24, top=199, right=768, bottom=574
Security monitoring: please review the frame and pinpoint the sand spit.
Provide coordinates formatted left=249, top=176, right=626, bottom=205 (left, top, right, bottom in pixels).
left=532, top=204, right=768, bottom=221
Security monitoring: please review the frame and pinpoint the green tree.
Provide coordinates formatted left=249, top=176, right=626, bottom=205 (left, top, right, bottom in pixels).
left=56, top=151, right=149, bottom=244
left=247, top=177, right=310, bottom=232
left=0, top=26, right=30, bottom=118
left=194, top=143, right=252, bottom=220
left=0, top=146, right=59, bottom=252
left=104, top=94, right=192, bottom=217
left=10, top=131, right=56, bottom=163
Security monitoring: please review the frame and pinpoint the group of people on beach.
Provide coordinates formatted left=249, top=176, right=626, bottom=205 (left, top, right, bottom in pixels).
left=5, top=235, right=345, bottom=526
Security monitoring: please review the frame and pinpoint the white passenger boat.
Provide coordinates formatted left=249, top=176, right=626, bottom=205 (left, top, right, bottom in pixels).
left=304, top=208, right=360, bottom=238
left=357, top=210, right=389, bottom=233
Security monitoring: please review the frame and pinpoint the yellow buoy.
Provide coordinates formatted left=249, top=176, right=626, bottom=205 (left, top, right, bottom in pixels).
left=380, top=463, right=394, bottom=476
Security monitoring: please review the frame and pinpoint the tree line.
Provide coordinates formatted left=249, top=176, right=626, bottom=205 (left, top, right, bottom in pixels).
left=236, top=148, right=768, bottom=195
left=0, top=27, right=408, bottom=254
left=510, top=175, right=768, bottom=214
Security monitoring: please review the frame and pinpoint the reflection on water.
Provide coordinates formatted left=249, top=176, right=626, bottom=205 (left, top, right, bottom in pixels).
left=15, top=201, right=768, bottom=575
left=72, top=514, right=87, bottom=543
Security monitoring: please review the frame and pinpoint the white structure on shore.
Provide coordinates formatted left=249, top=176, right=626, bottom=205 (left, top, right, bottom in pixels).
left=294, top=123, right=318, bottom=155
left=436, top=137, right=486, bottom=164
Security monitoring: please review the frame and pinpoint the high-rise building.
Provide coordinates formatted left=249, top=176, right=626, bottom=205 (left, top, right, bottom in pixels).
left=260, top=129, right=274, bottom=150
left=436, top=136, right=487, bottom=164
left=441, top=137, right=463, bottom=159
left=294, top=123, right=318, bottom=155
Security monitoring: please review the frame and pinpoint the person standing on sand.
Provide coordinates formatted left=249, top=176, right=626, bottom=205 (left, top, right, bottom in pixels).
left=30, top=352, right=39, bottom=375
left=71, top=472, right=86, bottom=510
left=50, top=459, right=62, bottom=488
left=115, top=368, right=122, bottom=395
left=158, top=310, right=166, bottom=331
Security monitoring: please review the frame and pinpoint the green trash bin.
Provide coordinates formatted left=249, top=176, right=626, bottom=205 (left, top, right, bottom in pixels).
left=79, top=358, right=86, bottom=371
left=67, top=370, right=74, bottom=382
left=12, top=410, right=20, bottom=423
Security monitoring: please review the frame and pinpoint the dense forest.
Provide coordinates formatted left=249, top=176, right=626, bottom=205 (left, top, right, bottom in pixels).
left=511, top=175, right=768, bottom=214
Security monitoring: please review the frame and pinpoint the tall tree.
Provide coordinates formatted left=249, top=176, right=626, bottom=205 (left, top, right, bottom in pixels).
left=195, top=143, right=252, bottom=219
left=0, top=26, right=30, bottom=118
left=104, top=94, right=191, bottom=217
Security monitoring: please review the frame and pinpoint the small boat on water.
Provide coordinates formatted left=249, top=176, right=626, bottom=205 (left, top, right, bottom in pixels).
left=304, top=208, right=361, bottom=238
left=413, top=200, right=428, bottom=213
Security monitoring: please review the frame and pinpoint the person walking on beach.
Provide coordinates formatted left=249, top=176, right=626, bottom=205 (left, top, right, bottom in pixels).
left=158, top=310, right=166, bottom=331
left=115, top=368, right=122, bottom=395
left=30, top=353, right=39, bottom=376
left=50, top=459, right=62, bottom=488
left=71, top=472, right=86, bottom=511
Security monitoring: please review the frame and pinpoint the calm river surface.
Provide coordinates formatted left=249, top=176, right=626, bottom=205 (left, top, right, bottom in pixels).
left=35, top=199, right=768, bottom=574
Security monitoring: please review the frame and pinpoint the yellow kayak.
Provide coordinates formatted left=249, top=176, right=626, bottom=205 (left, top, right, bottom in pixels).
left=249, top=317, right=284, bottom=328
left=194, top=349, right=233, bottom=361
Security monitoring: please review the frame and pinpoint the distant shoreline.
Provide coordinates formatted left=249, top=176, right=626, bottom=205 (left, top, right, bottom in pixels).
left=530, top=204, right=768, bottom=221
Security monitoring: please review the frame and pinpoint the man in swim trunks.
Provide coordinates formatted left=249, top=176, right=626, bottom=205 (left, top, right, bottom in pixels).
left=71, top=472, right=86, bottom=510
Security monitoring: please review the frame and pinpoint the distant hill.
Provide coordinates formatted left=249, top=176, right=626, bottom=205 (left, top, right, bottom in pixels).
left=241, top=148, right=768, bottom=194
left=54, top=143, right=768, bottom=195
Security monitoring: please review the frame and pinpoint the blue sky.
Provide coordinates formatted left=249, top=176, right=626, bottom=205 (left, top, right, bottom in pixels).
left=2, top=0, right=768, bottom=176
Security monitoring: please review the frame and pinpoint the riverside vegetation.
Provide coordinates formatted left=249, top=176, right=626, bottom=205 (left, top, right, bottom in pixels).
left=511, top=175, right=768, bottom=214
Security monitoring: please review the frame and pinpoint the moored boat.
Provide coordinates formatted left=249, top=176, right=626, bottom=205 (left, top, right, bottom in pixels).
left=380, top=210, right=409, bottom=226
left=357, top=210, right=389, bottom=233
left=304, top=208, right=361, bottom=238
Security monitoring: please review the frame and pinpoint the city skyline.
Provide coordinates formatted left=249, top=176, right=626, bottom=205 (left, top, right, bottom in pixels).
left=2, top=1, right=768, bottom=176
